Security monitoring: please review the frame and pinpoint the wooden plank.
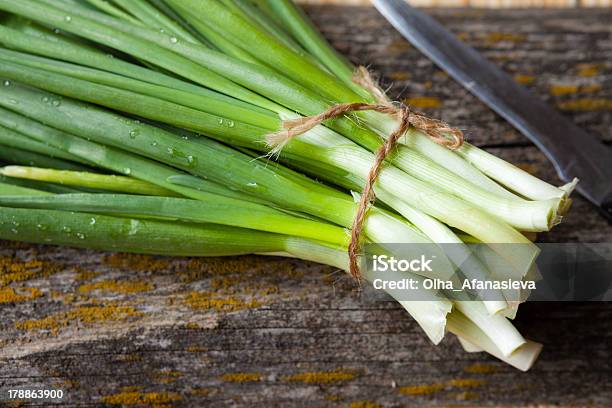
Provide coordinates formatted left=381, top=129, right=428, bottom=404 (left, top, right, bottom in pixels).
left=0, top=7, right=611, bottom=408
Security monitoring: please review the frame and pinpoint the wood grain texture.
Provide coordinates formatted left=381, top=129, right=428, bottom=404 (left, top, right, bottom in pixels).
left=1, top=7, right=611, bottom=408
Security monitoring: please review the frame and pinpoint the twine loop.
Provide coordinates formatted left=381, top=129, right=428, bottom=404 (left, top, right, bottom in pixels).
left=266, top=67, right=464, bottom=281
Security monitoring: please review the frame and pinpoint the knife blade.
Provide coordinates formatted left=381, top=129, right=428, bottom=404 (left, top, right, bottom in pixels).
left=374, top=0, right=612, bottom=221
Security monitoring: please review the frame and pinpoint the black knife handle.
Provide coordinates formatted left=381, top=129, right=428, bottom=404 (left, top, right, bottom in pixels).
left=601, top=191, right=612, bottom=223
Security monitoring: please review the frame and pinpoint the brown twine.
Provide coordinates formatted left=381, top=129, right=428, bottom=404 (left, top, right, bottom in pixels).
left=266, top=67, right=464, bottom=281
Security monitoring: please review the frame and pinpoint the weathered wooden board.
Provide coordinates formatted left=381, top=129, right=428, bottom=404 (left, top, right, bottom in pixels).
left=1, top=6, right=611, bottom=408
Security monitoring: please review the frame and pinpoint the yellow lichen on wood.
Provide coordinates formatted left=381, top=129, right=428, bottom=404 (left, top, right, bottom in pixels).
left=15, top=314, right=58, bottom=332
left=550, top=84, right=579, bottom=96
left=557, top=98, right=612, bottom=111
left=347, top=402, right=382, bottom=408
left=385, top=39, right=411, bottom=53
left=399, top=378, right=486, bottom=396
left=453, top=391, right=480, bottom=400
left=210, top=276, right=247, bottom=290
left=387, top=71, right=410, bottom=81
left=448, top=378, right=486, bottom=388
left=0, top=287, right=42, bottom=303
left=120, top=386, right=143, bottom=393
left=485, top=32, right=526, bottom=43
left=550, top=84, right=603, bottom=96
left=74, top=268, right=100, bottom=281
left=582, top=84, right=602, bottom=93
left=154, top=370, right=182, bottom=385
left=403, top=96, right=442, bottom=109
left=51, top=291, right=77, bottom=304
left=398, top=383, right=446, bottom=395
left=184, top=291, right=261, bottom=312
left=101, top=391, right=182, bottom=406
left=0, top=256, right=62, bottom=285
left=464, top=363, right=498, bottom=374
left=190, top=388, right=214, bottom=397
left=116, top=354, right=142, bottom=362
left=576, top=63, right=603, bottom=77
left=282, top=369, right=357, bottom=384
left=78, top=279, right=154, bottom=295
left=182, top=256, right=269, bottom=282
left=514, top=75, right=535, bottom=85
left=157, top=376, right=181, bottom=384
left=15, top=304, right=142, bottom=333
left=6, top=401, right=26, bottom=408
left=221, top=372, right=262, bottom=382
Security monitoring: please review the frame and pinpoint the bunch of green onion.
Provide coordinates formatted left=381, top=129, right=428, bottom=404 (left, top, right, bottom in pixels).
left=0, top=0, right=576, bottom=370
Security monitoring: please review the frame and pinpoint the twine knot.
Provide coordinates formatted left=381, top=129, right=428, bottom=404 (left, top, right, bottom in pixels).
left=266, top=67, right=464, bottom=281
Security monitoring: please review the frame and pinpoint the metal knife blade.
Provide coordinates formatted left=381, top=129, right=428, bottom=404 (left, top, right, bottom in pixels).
left=374, top=0, right=612, bottom=220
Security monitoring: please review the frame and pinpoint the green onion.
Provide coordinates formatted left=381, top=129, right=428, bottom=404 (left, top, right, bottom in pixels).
left=0, top=0, right=576, bottom=370
left=0, top=206, right=299, bottom=256
left=0, top=166, right=179, bottom=196
left=448, top=310, right=542, bottom=371
left=0, top=1, right=563, bottom=234
left=0, top=81, right=433, bottom=248
left=0, top=143, right=88, bottom=171
left=110, top=0, right=199, bottom=42
left=84, top=0, right=143, bottom=26
left=0, top=180, right=52, bottom=196
left=0, top=65, right=551, bottom=263
left=0, top=174, right=84, bottom=195
left=0, top=122, right=85, bottom=164
left=456, top=142, right=576, bottom=203
left=260, top=0, right=365, bottom=96
left=245, top=0, right=572, bottom=209
left=0, top=192, right=353, bottom=246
